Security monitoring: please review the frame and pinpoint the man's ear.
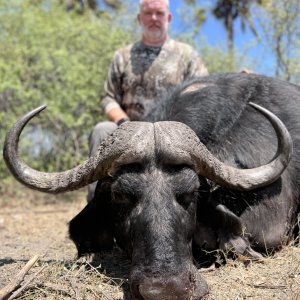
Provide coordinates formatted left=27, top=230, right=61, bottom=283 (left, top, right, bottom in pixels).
left=69, top=181, right=114, bottom=257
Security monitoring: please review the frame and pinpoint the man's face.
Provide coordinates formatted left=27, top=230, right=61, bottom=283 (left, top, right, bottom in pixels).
left=138, top=0, right=171, bottom=43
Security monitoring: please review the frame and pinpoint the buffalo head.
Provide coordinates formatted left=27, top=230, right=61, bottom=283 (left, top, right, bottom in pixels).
left=3, top=102, right=292, bottom=299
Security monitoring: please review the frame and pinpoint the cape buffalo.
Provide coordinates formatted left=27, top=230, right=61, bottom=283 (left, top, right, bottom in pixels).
left=3, top=73, right=300, bottom=299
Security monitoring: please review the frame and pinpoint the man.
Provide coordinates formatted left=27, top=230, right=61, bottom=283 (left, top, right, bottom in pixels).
left=88, top=0, right=208, bottom=201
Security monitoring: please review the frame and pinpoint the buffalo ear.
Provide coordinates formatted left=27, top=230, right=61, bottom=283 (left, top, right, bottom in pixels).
left=69, top=181, right=114, bottom=256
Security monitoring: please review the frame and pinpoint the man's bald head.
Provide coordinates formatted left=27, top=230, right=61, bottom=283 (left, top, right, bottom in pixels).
left=139, top=0, right=169, bottom=10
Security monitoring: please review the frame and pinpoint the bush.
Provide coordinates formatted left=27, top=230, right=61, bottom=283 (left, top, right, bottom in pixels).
left=0, top=0, right=131, bottom=181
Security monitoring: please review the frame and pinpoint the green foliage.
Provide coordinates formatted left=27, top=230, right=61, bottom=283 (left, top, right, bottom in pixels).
left=200, top=44, right=252, bottom=73
left=176, top=33, right=253, bottom=73
left=0, top=0, right=130, bottom=181
left=63, top=0, right=122, bottom=15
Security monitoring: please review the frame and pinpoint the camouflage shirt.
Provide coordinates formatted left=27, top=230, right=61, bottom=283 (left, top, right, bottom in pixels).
left=102, top=38, right=208, bottom=121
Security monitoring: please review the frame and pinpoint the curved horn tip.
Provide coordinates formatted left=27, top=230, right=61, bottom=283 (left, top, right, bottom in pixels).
left=20, top=105, right=48, bottom=123
left=33, top=104, right=47, bottom=114
left=248, top=102, right=270, bottom=114
left=21, top=105, right=48, bottom=120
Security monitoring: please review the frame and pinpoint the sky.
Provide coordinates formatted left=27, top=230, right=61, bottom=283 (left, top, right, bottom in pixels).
left=170, top=0, right=271, bottom=74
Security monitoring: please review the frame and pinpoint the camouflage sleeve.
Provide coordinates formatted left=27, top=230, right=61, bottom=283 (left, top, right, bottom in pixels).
left=185, top=47, right=208, bottom=79
left=101, top=51, right=124, bottom=113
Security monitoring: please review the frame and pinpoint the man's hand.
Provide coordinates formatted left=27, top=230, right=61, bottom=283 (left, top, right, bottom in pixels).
left=240, top=69, right=255, bottom=74
left=106, top=107, right=129, bottom=124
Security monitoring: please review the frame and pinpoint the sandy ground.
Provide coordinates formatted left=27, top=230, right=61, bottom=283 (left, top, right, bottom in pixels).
left=0, top=185, right=299, bottom=299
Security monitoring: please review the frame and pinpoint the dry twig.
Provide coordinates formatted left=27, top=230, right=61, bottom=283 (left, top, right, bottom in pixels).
left=8, top=265, right=47, bottom=300
left=0, top=255, right=39, bottom=300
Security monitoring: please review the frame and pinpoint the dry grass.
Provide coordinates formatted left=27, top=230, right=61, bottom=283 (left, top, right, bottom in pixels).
left=205, top=247, right=300, bottom=299
left=0, top=184, right=299, bottom=299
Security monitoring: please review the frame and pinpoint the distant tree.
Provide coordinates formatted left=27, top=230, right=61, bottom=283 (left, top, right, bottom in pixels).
left=253, top=0, right=300, bottom=82
left=199, top=42, right=252, bottom=73
left=63, top=0, right=122, bottom=12
left=183, top=0, right=262, bottom=54
left=0, top=0, right=130, bottom=182
left=176, top=34, right=253, bottom=73
left=211, top=0, right=262, bottom=53
left=181, top=0, right=207, bottom=36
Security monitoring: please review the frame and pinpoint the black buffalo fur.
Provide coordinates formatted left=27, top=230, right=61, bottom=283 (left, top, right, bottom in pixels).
left=70, top=73, right=300, bottom=259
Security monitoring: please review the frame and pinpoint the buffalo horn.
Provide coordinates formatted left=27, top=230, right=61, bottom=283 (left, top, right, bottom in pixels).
left=193, top=102, right=293, bottom=190
left=3, top=106, right=153, bottom=194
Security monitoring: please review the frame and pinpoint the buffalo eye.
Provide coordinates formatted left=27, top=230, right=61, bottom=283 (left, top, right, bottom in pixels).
left=112, top=191, right=138, bottom=206
left=177, top=191, right=198, bottom=210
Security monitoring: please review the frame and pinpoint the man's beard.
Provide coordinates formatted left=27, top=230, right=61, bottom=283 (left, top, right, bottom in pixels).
left=141, top=22, right=169, bottom=42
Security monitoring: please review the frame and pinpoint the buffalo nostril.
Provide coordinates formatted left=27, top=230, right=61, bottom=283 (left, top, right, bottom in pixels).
left=131, top=284, right=144, bottom=300
left=130, top=269, right=208, bottom=300
left=139, top=284, right=163, bottom=300
left=138, top=282, right=189, bottom=300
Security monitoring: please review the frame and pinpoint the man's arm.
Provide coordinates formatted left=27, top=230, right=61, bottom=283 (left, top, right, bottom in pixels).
left=183, top=45, right=209, bottom=78
left=101, top=51, right=130, bottom=125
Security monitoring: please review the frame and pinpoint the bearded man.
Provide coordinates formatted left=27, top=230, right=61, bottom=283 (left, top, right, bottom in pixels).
left=88, top=0, right=208, bottom=201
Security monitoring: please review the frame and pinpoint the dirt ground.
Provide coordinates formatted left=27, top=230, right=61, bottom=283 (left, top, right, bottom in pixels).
left=0, top=184, right=299, bottom=300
